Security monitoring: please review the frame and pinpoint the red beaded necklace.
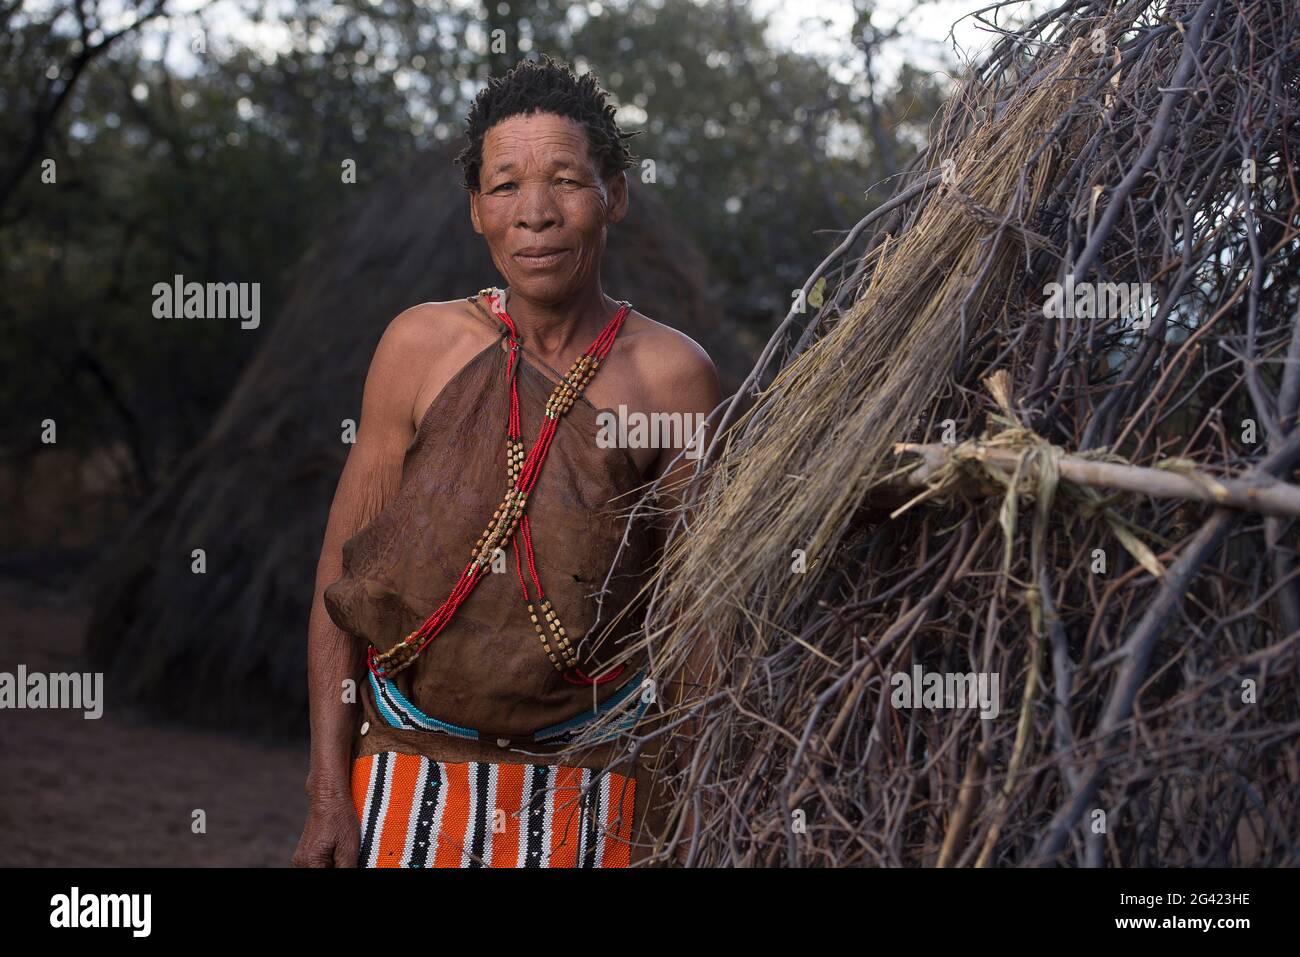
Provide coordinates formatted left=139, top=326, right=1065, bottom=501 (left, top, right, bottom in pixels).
left=368, top=287, right=631, bottom=687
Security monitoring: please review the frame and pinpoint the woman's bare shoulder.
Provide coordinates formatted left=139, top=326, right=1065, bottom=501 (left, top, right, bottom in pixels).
left=374, top=298, right=503, bottom=431
left=620, top=308, right=719, bottom=396
left=381, top=297, right=501, bottom=355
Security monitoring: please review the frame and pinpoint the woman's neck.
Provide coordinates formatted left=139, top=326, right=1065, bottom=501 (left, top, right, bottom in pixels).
left=503, top=284, right=616, bottom=360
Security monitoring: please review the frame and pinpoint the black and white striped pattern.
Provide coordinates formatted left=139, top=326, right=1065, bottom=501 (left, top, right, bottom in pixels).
left=357, top=751, right=391, bottom=868
left=404, top=755, right=445, bottom=868
left=355, top=753, right=628, bottom=868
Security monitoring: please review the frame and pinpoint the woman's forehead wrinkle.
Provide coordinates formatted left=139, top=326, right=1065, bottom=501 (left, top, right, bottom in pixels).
left=493, top=155, right=581, bottom=172
left=485, top=125, right=596, bottom=172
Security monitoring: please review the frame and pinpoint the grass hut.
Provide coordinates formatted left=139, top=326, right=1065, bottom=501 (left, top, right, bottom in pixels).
left=632, top=0, right=1300, bottom=867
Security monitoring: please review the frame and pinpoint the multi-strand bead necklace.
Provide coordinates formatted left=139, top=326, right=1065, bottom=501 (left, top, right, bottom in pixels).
left=367, top=287, right=630, bottom=688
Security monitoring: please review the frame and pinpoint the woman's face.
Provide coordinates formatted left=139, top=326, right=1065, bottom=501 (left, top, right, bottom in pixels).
left=469, top=112, right=627, bottom=305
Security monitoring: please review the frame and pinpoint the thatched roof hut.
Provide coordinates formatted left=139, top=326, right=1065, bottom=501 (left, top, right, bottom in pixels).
left=86, top=148, right=752, bottom=734
left=631, top=0, right=1300, bottom=867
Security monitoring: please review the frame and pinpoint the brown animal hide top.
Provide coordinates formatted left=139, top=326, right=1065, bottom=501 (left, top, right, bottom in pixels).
left=323, top=293, right=656, bottom=738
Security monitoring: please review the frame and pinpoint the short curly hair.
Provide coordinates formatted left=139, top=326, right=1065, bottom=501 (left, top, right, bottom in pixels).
left=455, top=54, right=639, bottom=193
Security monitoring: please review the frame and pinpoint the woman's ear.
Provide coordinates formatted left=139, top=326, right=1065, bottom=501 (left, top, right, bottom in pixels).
left=469, top=190, right=483, bottom=235
left=606, top=171, right=629, bottom=225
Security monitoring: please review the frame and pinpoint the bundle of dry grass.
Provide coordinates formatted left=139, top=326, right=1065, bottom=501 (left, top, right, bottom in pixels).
left=622, top=0, right=1300, bottom=865
left=85, top=148, right=753, bottom=732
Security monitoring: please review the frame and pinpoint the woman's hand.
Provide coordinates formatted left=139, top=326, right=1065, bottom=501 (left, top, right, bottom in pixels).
left=292, top=789, right=360, bottom=868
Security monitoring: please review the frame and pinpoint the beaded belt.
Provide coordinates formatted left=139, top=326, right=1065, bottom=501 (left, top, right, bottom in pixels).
left=368, top=668, right=650, bottom=746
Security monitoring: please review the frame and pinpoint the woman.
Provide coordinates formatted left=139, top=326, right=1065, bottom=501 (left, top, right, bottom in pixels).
left=291, top=55, right=720, bottom=867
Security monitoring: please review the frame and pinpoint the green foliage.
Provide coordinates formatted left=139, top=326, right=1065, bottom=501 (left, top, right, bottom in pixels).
left=0, top=0, right=947, bottom=514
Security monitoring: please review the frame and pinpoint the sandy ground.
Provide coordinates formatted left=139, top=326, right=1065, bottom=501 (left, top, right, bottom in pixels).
left=0, top=580, right=308, bottom=867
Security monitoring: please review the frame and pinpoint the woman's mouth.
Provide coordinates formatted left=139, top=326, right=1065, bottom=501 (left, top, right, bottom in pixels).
left=513, top=247, right=569, bottom=269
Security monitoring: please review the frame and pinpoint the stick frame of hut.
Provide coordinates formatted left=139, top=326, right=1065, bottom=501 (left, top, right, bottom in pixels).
left=611, top=0, right=1300, bottom=868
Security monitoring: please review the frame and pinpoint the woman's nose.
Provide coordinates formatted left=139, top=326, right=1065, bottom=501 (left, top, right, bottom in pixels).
left=514, top=182, right=561, bottom=229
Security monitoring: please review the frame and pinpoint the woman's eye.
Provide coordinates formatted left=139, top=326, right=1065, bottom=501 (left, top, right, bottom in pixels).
left=492, top=181, right=516, bottom=193
left=558, top=178, right=580, bottom=186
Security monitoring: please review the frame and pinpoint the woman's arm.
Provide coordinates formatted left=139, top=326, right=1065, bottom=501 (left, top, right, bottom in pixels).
left=292, top=309, right=430, bottom=867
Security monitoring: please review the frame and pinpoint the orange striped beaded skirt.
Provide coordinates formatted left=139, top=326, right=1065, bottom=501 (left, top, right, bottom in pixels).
left=351, top=750, right=637, bottom=868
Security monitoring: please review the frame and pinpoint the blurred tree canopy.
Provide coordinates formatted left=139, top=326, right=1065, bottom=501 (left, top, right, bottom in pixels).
left=0, top=0, right=947, bottom=533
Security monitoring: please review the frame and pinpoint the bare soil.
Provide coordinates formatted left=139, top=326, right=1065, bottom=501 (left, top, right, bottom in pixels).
left=0, top=579, right=308, bottom=867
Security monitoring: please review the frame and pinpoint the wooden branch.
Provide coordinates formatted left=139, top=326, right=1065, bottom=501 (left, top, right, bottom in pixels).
left=937, top=744, right=987, bottom=868
left=0, top=0, right=173, bottom=214
left=892, top=441, right=1300, bottom=519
